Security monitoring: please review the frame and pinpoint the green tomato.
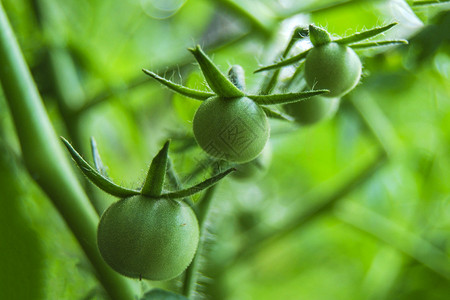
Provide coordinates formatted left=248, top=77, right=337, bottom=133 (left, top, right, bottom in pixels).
left=193, top=96, right=270, bottom=163
left=97, top=196, right=199, bottom=281
left=305, top=42, right=361, bottom=98
left=283, top=96, right=340, bottom=125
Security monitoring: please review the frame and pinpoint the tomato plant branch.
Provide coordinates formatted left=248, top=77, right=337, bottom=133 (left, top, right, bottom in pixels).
left=213, top=0, right=273, bottom=37
left=0, top=4, right=137, bottom=299
left=182, top=185, right=218, bottom=298
left=232, top=148, right=386, bottom=265
left=30, top=0, right=108, bottom=215
left=335, top=202, right=450, bottom=281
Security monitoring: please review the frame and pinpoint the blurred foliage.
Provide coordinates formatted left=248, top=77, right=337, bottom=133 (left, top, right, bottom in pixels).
left=0, top=0, right=449, bottom=299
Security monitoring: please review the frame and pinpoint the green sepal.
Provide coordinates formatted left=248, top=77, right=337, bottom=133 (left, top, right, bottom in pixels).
left=334, top=22, right=398, bottom=45
left=141, top=288, right=189, bottom=300
left=248, top=89, right=329, bottom=105
left=260, top=26, right=309, bottom=95
left=90, top=137, right=109, bottom=178
left=142, top=69, right=214, bottom=101
left=141, top=140, right=170, bottom=197
left=309, top=24, right=332, bottom=47
left=161, top=168, right=235, bottom=200
left=228, top=65, right=246, bottom=91
left=61, top=137, right=140, bottom=198
left=254, top=49, right=310, bottom=73
left=350, top=40, right=409, bottom=49
left=261, top=106, right=295, bottom=121
left=188, top=45, right=244, bottom=98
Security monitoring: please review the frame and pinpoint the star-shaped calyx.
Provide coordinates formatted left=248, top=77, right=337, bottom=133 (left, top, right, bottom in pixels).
left=62, top=137, right=234, bottom=200
left=255, top=22, right=408, bottom=72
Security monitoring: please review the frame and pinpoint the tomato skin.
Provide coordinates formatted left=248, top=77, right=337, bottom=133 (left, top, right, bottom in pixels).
left=305, top=42, right=361, bottom=98
left=97, top=196, right=199, bottom=281
left=193, top=96, right=270, bottom=163
left=284, top=96, right=340, bottom=125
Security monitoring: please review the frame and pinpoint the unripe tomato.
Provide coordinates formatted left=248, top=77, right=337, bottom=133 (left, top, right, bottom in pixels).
left=305, top=42, right=361, bottom=98
left=97, top=196, right=199, bottom=281
left=283, top=96, right=340, bottom=125
left=193, top=96, right=270, bottom=163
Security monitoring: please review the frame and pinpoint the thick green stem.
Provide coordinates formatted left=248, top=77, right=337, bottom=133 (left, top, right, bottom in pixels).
left=31, top=0, right=108, bottom=215
left=182, top=186, right=217, bottom=298
left=0, top=4, right=137, bottom=299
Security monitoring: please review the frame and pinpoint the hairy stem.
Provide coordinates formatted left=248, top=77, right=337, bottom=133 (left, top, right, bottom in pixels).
left=182, top=186, right=218, bottom=298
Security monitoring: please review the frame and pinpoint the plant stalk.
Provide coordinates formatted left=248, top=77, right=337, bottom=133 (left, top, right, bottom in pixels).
left=182, top=186, right=217, bottom=298
left=0, top=4, right=137, bottom=299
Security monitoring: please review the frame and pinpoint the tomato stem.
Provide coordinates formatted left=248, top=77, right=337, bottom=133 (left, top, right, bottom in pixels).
left=0, top=4, right=138, bottom=299
left=182, top=185, right=218, bottom=297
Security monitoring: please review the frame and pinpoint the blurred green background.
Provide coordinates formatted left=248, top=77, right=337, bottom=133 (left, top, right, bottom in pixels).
left=1, top=0, right=449, bottom=299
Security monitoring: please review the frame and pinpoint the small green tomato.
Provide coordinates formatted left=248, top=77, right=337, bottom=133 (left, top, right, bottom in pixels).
left=97, top=196, right=199, bottom=281
left=193, top=96, right=270, bottom=163
left=283, top=96, right=340, bottom=125
left=305, top=42, right=361, bottom=98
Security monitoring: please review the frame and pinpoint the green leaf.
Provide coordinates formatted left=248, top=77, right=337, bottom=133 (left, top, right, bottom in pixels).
left=90, top=137, right=108, bottom=178
left=142, top=69, right=214, bottom=100
left=188, top=45, right=244, bottom=98
left=162, top=168, right=235, bottom=199
left=228, top=65, right=246, bottom=91
left=141, top=288, right=189, bottom=300
left=349, top=40, right=409, bottom=49
left=141, top=140, right=170, bottom=197
left=261, top=106, right=294, bottom=121
left=61, top=137, right=139, bottom=198
left=334, top=22, right=398, bottom=45
left=309, top=24, right=331, bottom=46
left=248, top=90, right=329, bottom=105
left=254, top=49, right=310, bottom=73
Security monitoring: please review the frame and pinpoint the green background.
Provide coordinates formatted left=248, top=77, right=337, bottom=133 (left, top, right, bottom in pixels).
left=1, top=0, right=449, bottom=299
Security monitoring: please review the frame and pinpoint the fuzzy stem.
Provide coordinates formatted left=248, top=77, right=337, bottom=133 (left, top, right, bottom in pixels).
left=182, top=186, right=217, bottom=298
left=0, top=4, right=137, bottom=299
